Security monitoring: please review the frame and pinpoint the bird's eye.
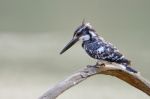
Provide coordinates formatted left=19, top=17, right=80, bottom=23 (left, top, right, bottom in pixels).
left=76, top=33, right=81, bottom=36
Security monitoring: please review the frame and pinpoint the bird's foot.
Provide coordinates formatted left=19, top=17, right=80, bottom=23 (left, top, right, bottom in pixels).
left=86, top=62, right=105, bottom=68
left=95, top=62, right=105, bottom=68
left=87, top=65, right=95, bottom=68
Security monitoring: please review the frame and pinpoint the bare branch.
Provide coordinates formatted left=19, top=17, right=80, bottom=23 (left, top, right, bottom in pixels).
left=39, top=62, right=150, bottom=99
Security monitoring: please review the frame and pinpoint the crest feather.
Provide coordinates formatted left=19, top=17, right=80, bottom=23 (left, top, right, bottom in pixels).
left=82, top=19, right=85, bottom=25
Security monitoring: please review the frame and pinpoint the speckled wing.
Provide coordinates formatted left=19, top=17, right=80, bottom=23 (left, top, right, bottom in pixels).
left=84, top=38, right=130, bottom=66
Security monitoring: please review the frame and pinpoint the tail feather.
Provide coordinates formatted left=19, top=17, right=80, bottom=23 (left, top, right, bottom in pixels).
left=125, top=66, right=137, bottom=73
left=116, top=58, right=137, bottom=73
left=116, top=58, right=131, bottom=66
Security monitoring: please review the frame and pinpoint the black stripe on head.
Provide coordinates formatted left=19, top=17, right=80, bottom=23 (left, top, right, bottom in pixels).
left=73, top=24, right=85, bottom=36
left=73, top=22, right=97, bottom=38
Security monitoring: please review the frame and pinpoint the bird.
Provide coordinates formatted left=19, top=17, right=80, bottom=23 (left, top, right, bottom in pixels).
left=60, top=21, right=137, bottom=73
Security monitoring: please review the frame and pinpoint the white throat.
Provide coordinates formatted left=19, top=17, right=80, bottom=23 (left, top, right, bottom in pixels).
left=79, top=35, right=90, bottom=41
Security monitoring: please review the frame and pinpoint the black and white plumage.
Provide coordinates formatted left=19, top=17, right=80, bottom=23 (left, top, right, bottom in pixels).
left=60, top=22, right=137, bottom=73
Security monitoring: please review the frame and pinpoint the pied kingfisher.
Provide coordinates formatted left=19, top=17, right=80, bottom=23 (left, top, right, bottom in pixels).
left=60, top=21, right=137, bottom=73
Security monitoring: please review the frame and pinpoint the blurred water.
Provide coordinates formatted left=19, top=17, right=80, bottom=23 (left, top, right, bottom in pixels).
left=0, top=32, right=149, bottom=99
left=0, top=0, right=150, bottom=99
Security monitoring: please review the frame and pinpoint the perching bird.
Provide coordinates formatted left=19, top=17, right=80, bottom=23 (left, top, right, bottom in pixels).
left=60, top=21, right=137, bottom=73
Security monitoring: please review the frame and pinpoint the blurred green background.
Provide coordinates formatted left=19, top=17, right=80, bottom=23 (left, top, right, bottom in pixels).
left=0, top=0, right=150, bottom=99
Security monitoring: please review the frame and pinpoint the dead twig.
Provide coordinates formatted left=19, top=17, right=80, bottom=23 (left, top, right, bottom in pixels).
left=39, top=62, right=150, bottom=99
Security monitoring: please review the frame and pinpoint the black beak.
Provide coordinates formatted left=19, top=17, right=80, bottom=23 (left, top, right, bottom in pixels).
left=60, top=37, right=79, bottom=54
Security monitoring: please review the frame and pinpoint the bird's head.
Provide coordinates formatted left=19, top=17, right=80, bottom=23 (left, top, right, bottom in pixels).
left=60, top=21, right=98, bottom=54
